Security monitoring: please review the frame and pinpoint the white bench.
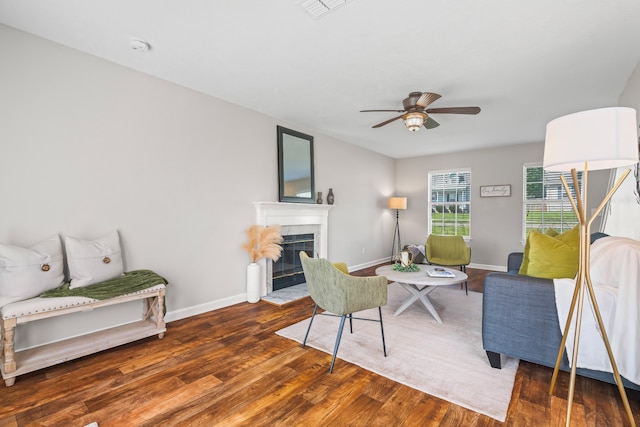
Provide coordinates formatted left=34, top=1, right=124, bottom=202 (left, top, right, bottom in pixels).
left=1, top=284, right=166, bottom=387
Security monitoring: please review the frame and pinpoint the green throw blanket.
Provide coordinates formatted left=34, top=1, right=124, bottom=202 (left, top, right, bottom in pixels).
left=41, top=269, right=168, bottom=300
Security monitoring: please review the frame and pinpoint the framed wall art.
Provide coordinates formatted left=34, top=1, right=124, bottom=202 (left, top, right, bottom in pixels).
left=480, top=184, right=511, bottom=197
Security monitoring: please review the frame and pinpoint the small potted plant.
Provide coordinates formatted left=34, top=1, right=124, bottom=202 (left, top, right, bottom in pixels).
left=242, top=225, right=283, bottom=303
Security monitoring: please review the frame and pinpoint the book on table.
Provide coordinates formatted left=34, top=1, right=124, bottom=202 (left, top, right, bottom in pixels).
left=425, top=267, right=455, bottom=278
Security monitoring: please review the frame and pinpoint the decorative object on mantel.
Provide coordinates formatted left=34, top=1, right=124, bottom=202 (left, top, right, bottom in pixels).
left=543, top=107, right=638, bottom=426
left=389, top=197, right=407, bottom=259
left=242, top=225, right=284, bottom=303
left=316, top=191, right=323, bottom=204
left=327, top=188, right=334, bottom=205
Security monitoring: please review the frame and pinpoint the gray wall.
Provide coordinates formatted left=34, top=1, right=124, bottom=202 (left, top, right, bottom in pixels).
left=604, top=62, right=640, bottom=239
left=395, top=142, right=609, bottom=269
left=0, top=25, right=395, bottom=349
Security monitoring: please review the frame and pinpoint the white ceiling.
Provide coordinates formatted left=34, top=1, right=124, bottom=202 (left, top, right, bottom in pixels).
left=1, top=0, right=639, bottom=159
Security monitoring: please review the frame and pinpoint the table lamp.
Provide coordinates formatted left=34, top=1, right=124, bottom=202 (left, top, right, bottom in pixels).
left=389, top=197, right=407, bottom=260
left=543, top=107, right=638, bottom=426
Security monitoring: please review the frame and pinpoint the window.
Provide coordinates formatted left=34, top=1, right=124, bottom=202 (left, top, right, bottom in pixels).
left=428, top=169, right=471, bottom=237
left=523, top=163, right=581, bottom=241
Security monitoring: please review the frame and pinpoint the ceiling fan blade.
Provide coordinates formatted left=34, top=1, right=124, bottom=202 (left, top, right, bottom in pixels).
left=372, top=114, right=405, bottom=128
left=360, top=109, right=406, bottom=113
left=416, top=92, right=441, bottom=108
left=424, top=117, right=440, bottom=129
left=426, top=106, right=481, bottom=115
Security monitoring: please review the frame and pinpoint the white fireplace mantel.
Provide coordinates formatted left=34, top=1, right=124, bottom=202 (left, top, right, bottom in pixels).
left=253, top=202, right=333, bottom=296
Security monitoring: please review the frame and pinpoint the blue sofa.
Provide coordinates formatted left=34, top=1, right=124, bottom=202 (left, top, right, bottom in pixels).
left=482, top=252, right=640, bottom=391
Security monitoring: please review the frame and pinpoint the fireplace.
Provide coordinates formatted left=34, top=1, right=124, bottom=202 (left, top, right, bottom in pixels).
left=253, top=202, right=333, bottom=296
left=272, top=233, right=314, bottom=291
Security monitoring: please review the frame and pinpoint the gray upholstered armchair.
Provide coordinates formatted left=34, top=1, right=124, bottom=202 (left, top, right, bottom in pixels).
left=299, top=251, right=388, bottom=373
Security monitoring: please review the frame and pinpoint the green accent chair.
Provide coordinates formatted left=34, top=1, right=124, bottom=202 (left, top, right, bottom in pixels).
left=425, top=234, right=471, bottom=294
left=299, top=251, right=388, bottom=373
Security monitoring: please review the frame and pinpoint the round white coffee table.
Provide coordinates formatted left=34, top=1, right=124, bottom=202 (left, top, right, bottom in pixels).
left=375, top=264, right=468, bottom=323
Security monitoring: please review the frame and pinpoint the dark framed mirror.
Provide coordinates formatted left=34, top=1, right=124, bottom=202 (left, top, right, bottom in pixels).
left=277, top=126, right=315, bottom=203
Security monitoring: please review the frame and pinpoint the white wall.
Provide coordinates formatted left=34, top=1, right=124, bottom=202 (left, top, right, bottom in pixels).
left=395, top=142, right=609, bottom=269
left=0, top=25, right=395, bottom=349
left=603, top=62, right=640, bottom=239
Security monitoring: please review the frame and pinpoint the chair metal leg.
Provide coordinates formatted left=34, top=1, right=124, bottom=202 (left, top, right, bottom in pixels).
left=303, top=304, right=319, bottom=347
left=462, top=265, right=468, bottom=295
left=348, top=313, right=353, bottom=333
left=378, top=307, right=387, bottom=357
left=457, top=265, right=469, bottom=294
left=329, top=315, right=347, bottom=373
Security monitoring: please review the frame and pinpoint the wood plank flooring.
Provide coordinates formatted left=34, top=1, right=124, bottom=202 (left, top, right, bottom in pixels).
left=1, top=265, right=638, bottom=426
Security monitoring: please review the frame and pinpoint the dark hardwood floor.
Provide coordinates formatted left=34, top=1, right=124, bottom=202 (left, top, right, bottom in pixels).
left=0, top=265, right=638, bottom=426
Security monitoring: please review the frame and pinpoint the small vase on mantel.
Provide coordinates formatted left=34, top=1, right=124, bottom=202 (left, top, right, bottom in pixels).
left=316, top=191, right=323, bottom=204
left=327, top=188, right=335, bottom=205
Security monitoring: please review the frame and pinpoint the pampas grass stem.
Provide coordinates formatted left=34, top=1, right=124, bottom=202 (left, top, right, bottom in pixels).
left=242, top=225, right=283, bottom=263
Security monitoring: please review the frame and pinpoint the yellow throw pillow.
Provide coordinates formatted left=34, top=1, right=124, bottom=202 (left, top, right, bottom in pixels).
left=544, top=228, right=559, bottom=237
left=518, top=227, right=561, bottom=274
left=519, top=225, right=579, bottom=279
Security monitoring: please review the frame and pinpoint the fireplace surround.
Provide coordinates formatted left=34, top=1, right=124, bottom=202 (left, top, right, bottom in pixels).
left=253, top=202, right=333, bottom=296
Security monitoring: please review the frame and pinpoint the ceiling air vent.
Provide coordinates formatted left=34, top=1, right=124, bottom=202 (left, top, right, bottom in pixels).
left=300, top=0, right=352, bottom=20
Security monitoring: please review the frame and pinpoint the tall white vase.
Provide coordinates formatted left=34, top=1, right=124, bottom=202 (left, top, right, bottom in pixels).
left=246, top=262, right=260, bottom=303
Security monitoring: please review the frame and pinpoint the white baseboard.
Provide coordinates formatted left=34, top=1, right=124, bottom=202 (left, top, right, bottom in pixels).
left=164, top=293, right=247, bottom=323
left=349, top=257, right=390, bottom=273
left=469, top=262, right=506, bottom=272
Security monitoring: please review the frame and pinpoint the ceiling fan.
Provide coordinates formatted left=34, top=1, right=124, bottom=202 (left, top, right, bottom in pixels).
left=360, top=91, right=481, bottom=132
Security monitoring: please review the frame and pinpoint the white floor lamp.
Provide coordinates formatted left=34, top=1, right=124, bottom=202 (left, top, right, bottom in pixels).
left=543, top=107, right=638, bottom=427
left=389, top=197, right=407, bottom=260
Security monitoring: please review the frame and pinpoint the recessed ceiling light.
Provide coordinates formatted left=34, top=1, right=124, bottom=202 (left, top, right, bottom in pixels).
left=130, top=38, right=151, bottom=52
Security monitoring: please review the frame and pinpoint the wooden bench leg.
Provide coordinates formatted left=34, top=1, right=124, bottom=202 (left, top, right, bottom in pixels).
left=2, top=318, right=17, bottom=374
left=143, top=292, right=166, bottom=339
left=157, top=290, right=165, bottom=339
left=142, top=298, right=151, bottom=320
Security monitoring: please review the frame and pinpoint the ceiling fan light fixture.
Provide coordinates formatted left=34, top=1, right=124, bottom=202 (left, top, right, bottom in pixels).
left=362, top=91, right=479, bottom=131
left=403, top=112, right=426, bottom=132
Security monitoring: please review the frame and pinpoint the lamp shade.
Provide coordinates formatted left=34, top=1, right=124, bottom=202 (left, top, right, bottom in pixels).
left=403, top=112, right=426, bottom=132
left=543, top=107, right=638, bottom=172
left=388, top=197, right=407, bottom=210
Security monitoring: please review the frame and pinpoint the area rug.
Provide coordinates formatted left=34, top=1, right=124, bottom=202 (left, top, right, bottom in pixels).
left=276, top=283, right=519, bottom=422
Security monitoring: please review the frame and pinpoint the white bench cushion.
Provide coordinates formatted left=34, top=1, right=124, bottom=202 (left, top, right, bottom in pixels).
left=1, top=284, right=165, bottom=319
